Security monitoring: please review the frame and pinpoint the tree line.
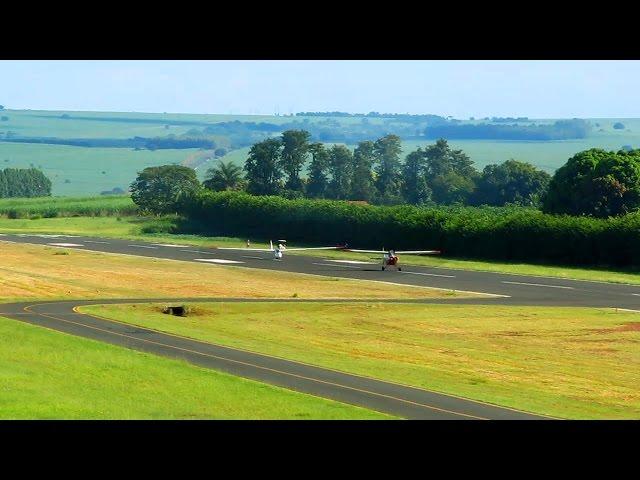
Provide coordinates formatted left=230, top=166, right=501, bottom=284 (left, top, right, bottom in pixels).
left=0, top=168, right=51, bottom=198
left=131, top=137, right=640, bottom=220
left=423, top=119, right=591, bottom=141
left=204, top=130, right=552, bottom=208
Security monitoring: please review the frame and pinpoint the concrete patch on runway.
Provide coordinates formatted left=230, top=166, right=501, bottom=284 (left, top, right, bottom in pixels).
left=47, top=242, right=85, bottom=247
left=194, top=258, right=245, bottom=264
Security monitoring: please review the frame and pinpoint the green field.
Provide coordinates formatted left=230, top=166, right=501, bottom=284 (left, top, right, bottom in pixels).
left=399, top=119, right=640, bottom=173
left=0, top=109, right=292, bottom=138
left=0, top=142, right=194, bottom=196
left=82, top=301, right=640, bottom=419
left=0, top=314, right=386, bottom=419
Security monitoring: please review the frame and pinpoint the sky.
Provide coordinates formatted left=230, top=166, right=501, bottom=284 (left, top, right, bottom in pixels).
left=0, top=60, right=638, bottom=118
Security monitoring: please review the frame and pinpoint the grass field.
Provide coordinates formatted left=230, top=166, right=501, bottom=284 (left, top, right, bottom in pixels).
left=0, top=109, right=293, bottom=138
left=399, top=119, right=640, bottom=173
left=82, top=301, right=640, bottom=419
left=0, top=241, right=465, bottom=302
left=0, top=314, right=386, bottom=419
left=3, top=214, right=640, bottom=285
left=0, top=142, right=193, bottom=196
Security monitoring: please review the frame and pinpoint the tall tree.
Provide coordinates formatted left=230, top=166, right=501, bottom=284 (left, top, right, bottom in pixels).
left=401, top=148, right=432, bottom=205
left=130, top=165, right=200, bottom=214
left=424, top=138, right=478, bottom=204
left=203, top=161, right=245, bottom=192
left=373, top=134, right=403, bottom=204
left=350, top=141, right=376, bottom=202
left=306, top=142, right=330, bottom=198
left=244, top=138, right=283, bottom=196
left=543, top=148, right=640, bottom=217
left=327, top=145, right=353, bottom=200
left=279, top=130, right=311, bottom=192
left=471, top=159, right=550, bottom=207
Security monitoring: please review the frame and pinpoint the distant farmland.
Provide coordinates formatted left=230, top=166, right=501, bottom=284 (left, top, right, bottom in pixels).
left=0, top=142, right=192, bottom=196
left=1, top=109, right=639, bottom=196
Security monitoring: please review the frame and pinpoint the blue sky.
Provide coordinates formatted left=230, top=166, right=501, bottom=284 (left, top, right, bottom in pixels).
left=0, top=60, right=638, bottom=118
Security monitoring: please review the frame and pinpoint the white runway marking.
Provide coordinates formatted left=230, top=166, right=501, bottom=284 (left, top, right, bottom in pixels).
left=183, top=249, right=216, bottom=255
left=152, top=243, right=189, bottom=248
left=20, top=234, right=77, bottom=238
left=242, top=255, right=268, bottom=259
left=84, top=240, right=110, bottom=244
left=325, top=260, right=375, bottom=265
left=128, top=244, right=157, bottom=249
left=313, top=262, right=362, bottom=269
left=614, top=307, right=640, bottom=313
left=47, top=243, right=84, bottom=247
left=631, top=293, right=640, bottom=296
left=400, top=271, right=456, bottom=278
left=502, top=281, right=574, bottom=290
left=194, top=258, right=244, bottom=264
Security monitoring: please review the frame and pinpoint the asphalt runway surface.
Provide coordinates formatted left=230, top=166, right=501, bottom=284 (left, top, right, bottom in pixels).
left=2, top=232, right=638, bottom=419
left=3, top=232, right=640, bottom=309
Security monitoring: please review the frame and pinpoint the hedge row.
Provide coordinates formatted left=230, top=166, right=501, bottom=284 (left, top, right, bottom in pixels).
left=179, top=191, right=640, bottom=267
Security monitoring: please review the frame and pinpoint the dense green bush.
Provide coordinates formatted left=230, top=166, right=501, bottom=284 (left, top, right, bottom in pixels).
left=179, top=191, right=640, bottom=267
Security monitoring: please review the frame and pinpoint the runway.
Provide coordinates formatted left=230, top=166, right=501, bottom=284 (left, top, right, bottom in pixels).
left=1, top=232, right=638, bottom=419
left=2, top=232, right=640, bottom=309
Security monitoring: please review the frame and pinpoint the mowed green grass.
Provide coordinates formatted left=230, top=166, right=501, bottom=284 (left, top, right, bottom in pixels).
left=0, top=215, right=251, bottom=248
left=0, top=314, right=388, bottom=419
left=82, top=302, right=640, bottom=419
left=0, top=142, right=193, bottom=196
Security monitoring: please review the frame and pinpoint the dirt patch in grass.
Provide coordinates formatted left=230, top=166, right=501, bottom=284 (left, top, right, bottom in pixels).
left=590, top=322, right=640, bottom=334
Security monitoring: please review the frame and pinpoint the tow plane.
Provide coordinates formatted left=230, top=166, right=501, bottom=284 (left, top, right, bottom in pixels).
left=216, top=240, right=345, bottom=260
left=341, top=247, right=441, bottom=271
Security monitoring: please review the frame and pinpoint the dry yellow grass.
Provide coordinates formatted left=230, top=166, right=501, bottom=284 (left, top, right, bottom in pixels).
left=84, top=302, right=640, bottom=419
left=0, top=241, right=472, bottom=301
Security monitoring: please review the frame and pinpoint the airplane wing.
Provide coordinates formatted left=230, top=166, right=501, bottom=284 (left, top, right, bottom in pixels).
left=342, top=249, right=387, bottom=254
left=284, top=246, right=346, bottom=251
left=215, top=247, right=274, bottom=252
left=394, top=250, right=441, bottom=255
